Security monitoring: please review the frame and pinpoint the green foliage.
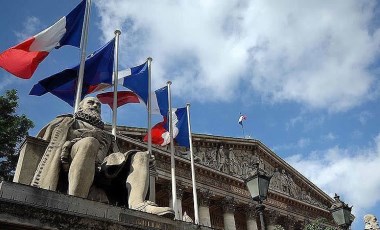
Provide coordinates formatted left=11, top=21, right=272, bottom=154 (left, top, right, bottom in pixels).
left=304, top=218, right=338, bottom=230
left=0, top=89, right=34, bottom=180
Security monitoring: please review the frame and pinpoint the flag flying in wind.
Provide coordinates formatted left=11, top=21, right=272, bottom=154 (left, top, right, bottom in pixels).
left=0, top=0, right=86, bottom=79
left=173, top=107, right=190, bottom=147
left=238, top=114, right=247, bottom=127
left=144, top=107, right=189, bottom=147
left=118, top=61, right=149, bottom=104
left=96, top=91, right=141, bottom=109
left=29, top=38, right=115, bottom=106
left=151, top=86, right=168, bottom=116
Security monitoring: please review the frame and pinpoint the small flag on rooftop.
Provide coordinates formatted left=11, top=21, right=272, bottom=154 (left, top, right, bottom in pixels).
left=238, top=114, right=247, bottom=127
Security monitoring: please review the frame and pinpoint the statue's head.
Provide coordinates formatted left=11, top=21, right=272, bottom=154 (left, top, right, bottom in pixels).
left=364, top=214, right=379, bottom=229
left=78, top=97, right=102, bottom=119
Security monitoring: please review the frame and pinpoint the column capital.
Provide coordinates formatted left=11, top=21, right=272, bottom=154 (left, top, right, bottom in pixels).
left=198, top=188, right=213, bottom=206
left=266, top=209, right=281, bottom=225
left=168, top=183, right=186, bottom=200
left=242, top=202, right=258, bottom=219
left=176, top=184, right=186, bottom=200
left=222, top=196, right=236, bottom=213
left=286, top=215, right=298, bottom=229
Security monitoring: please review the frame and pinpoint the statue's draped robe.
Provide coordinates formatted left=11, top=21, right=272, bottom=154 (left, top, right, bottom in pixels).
left=31, top=115, right=75, bottom=190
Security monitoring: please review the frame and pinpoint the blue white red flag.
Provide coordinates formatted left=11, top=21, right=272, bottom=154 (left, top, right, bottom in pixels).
left=96, top=91, right=141, bottom=109
left=151, top=86, right=169, bottom=116
left=238, top=114, right=247, bottom=126
left=144, top=107, right=189, bottom=147
left=117, top=61, right=149, bottom=104
left=173, top=107, right=190, bottom=147
left=0, top=1, right=86, bottom=79
left=29, top=38, right=115, bottom=106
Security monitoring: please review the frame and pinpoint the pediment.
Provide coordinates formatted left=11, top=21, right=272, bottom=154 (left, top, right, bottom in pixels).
left=116, top=126, right=333, bottom=210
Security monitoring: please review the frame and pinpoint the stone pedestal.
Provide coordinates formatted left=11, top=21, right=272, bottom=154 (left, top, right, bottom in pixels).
left=13, top=136, right=48, bottom=185
left=0, top=181, right=212, bottom=230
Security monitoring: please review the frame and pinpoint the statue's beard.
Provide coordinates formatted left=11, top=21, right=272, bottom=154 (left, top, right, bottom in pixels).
left=82, top=108, right=102, bottom=120
left=74, top=108, right=104, bottom=129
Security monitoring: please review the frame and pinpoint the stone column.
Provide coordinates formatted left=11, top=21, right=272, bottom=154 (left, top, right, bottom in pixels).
left=266, top=210, right=280, bottom=230
left=148, top=163, right=158, bottom=202
left=222, top=196, right=236, bottom=230
left=246, top=204, right=258, bottom=230
left=169, top=183, right=185, bottom=220
left=198, top=189, right=213, bottom=227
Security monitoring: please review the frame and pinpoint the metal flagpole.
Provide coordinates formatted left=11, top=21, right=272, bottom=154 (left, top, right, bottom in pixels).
left=186, top=103, right=199, bottom=224
left=167, top=81, right=178, bottom=219
left=147, top=57, right=153, bottom=155
left=74, top=0, right=91, bottom=113
left=111, top=30, right=121, bottom=137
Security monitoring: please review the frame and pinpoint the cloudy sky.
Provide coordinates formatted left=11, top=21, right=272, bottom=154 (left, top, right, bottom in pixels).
left=1, top=0, right=380, bottom=228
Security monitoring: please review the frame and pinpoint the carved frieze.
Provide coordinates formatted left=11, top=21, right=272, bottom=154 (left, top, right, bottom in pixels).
left=156, top=141, right=330, bottom=212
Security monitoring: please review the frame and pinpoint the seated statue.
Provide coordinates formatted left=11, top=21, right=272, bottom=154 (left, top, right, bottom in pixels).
left=364, top=214, right=380, bottom=230
left=30, top=97, right=174, bottom=217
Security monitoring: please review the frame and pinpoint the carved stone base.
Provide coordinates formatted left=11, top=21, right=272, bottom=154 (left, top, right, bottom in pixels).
left=0, top=181, right=211, bottom=230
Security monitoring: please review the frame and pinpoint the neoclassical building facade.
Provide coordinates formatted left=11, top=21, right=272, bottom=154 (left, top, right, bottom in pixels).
left=115, top=126, right=337, bottom=230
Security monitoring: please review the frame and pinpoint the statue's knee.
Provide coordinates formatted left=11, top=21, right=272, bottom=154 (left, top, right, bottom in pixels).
left=72, top=137, right=99, bottom=159
left=79, top=137, right=100, bottom=149
left=132, top=151, right=148, bottom=165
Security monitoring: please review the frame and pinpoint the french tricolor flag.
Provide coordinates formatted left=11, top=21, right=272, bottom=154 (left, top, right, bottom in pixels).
left=0, top=1, right=86, bottom=79
left=144, top=107, right=190, bottom=147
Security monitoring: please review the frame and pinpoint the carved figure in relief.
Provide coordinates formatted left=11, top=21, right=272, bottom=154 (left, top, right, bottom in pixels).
left=217, top=146, right=227, bottom=172
left=269, top=168, right=281, bottom=191
left=206, top=148, right=217, bottom=169
left=194, top=146, right=206, bottom=164
left=31, top=97, right=173, bottom=217
left=228, top=148, right=241, bottom=176
left=364, top=214, right=380, bottom=229
left=280, top=169, right=290, bottom=195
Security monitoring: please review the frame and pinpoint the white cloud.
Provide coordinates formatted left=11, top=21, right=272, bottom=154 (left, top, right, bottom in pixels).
left=286, top=134, right=380, bottom=223
left=95, top=0, right=380, bottom=112
left=321, top=132, right=337, bottom=141
left=14, top=16, right=42, bottom=41
left=358, top=111, right=373, bottom=125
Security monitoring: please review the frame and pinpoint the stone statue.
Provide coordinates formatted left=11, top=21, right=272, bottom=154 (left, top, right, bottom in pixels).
left=31, top=97, right=173, bottom=217
left=206, top=148, right=217, bottom=169
left=364, top=214, right=380, bottom=229
left=228, top=148, right=241, bottom=176
left=194, top=146, right=206, bottom=164
left=217, top=145, right=226, bottom=172
left=182, top=211, right=193, bottom=223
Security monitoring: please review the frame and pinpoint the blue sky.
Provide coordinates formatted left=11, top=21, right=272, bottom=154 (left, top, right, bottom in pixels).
left=1, top=0, right=380, bottom=228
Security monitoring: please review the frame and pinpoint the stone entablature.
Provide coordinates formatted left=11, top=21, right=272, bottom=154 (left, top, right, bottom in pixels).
left=115, top=126, right=333, bottom=210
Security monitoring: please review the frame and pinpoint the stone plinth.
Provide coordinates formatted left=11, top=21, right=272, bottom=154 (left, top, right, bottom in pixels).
left=0, top=181, right=212, bottom=230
